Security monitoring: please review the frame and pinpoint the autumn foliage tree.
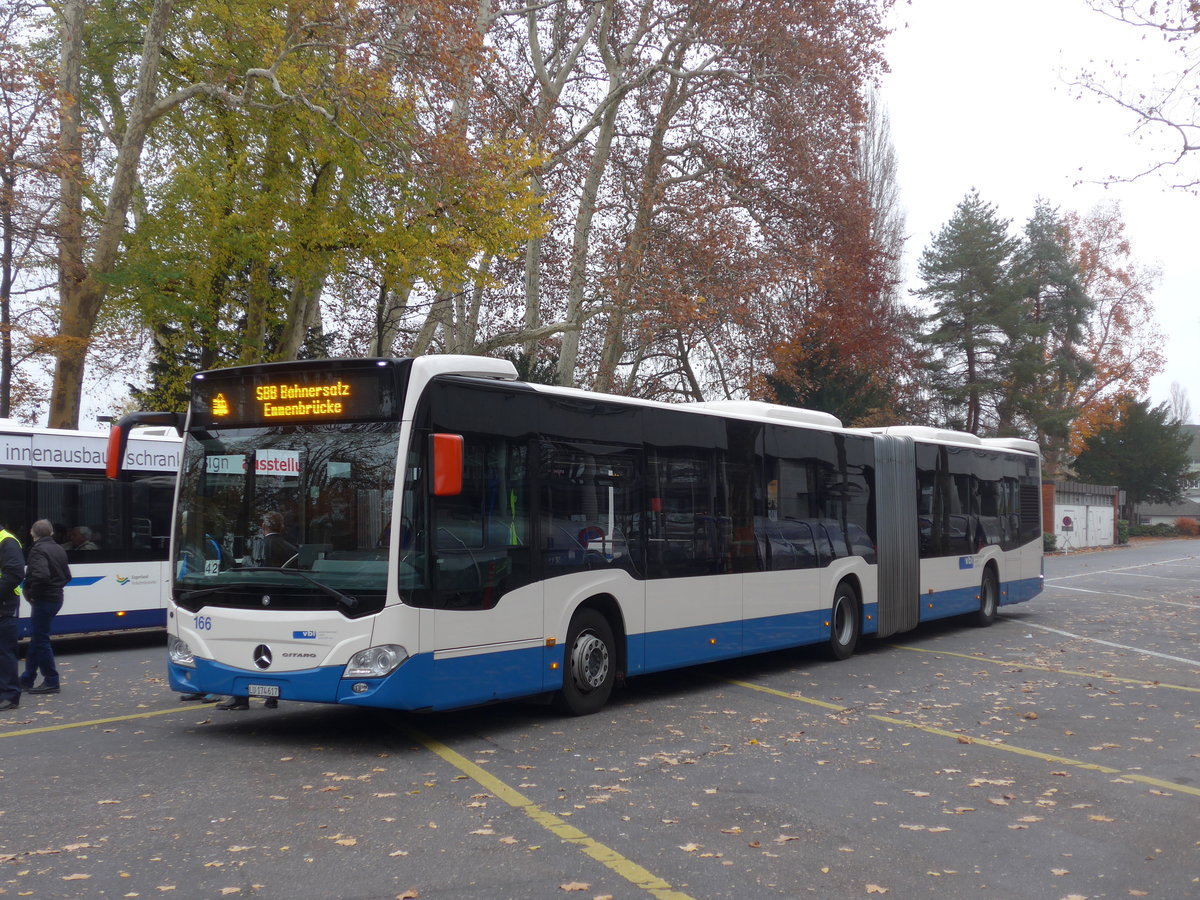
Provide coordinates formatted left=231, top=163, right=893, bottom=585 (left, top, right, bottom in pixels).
left=1062, top=202, right=1165, bottom=455
left=13, top=0, right=910, bottom=425
left=484, top=0, right=906, bottom=407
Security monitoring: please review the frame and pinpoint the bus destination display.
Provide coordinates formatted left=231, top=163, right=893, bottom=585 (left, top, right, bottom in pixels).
left=253, top=380, right=352, bottom=418
left=194, top=365, right=398, bottom=426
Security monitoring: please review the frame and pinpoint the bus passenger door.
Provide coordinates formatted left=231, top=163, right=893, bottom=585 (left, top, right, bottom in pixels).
left=538, top=441, right=644, bottom=681
left=642, top=447, right=742, bottom=671
left=427, top=432, right=544, bottom=704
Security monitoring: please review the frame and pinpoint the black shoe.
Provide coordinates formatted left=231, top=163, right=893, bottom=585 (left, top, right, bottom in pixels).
left=263, top=697, right=278, bottom=709
left=179, top=692, right=206, bottom=701
left=27, top=683, right=60, bottom=694
left=0, top=699, right=19, bottom=710
left=216, top=698, right=250, bottom=710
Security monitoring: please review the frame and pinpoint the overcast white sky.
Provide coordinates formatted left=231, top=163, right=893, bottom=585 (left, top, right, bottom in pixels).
left=881, top=0, right=1199, bottom=418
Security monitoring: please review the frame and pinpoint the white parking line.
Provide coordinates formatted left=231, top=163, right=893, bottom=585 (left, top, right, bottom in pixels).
left=1048, top=584, right=1151, bottom=600
left=1048, top=554, right=1200, bottom=581
left=1110, top=571, right=1199, bottom=581
left=1024, top=622, right=1200, bottom=667
left=1044, top=583, right=1200, bottom=609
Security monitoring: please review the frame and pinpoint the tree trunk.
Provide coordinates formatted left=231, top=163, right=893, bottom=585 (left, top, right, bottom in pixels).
left=594, top=70, right=680, bottom=392
left=50, top=0, right=176, bottom=428
left=411, top=293, right=451, bottom=355
left=239, top=259, right=270, bottom=364
left=556, top=95, right=620, bottom=386
left=373, top=275, right=414, bottom=357
left=277, top=270, right=328, bottom=359
left=50, top=0, right=86, bottom=428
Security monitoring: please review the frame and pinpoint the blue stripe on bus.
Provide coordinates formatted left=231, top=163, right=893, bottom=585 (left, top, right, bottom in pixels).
left=170, top=647, right=549, bottom=712
left=919, top=584, right=981, bottom=620
left=66, top=576, right=105, bottom=587
left=20, top=607, right=167, bottom=640
left=917, top=576, right=1042, bottom=622
left=1003, top=576, right=1043, bottom=605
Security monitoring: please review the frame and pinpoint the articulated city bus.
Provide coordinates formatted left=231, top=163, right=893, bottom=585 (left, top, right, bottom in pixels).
left=0, top=421, right=180, bottom=637
left=112, top=355, right=1042, bottom=714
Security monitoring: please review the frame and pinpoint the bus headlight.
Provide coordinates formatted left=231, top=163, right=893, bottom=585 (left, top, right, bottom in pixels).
left=168, top=635, right=195, bottom=668
left=343, top=645, right=408, bottom=678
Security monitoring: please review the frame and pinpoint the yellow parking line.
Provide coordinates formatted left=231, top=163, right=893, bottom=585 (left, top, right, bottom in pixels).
left=891, top=644, right=1200, bottom=693
left=727, top=679, right=1200, bottom=799
left=406, top=726, right=696, bottom=900
left=0, top=704, right=192, bottom=738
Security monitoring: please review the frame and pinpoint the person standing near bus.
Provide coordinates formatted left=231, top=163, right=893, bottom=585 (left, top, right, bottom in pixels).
left=21, top=519, right=71, bottom=695
left=0, top=524, right=26, bottom=710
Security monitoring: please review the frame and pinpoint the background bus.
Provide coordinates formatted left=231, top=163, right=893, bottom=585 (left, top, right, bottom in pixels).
left=0, top=421, right=180, bottom=637
left=127, top=355, right=1042, bottom=715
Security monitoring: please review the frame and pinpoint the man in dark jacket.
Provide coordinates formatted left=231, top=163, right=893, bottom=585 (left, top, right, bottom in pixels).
left=0, top=523, right=26, bottom=710
left=22, top=519, right=71, bottom=694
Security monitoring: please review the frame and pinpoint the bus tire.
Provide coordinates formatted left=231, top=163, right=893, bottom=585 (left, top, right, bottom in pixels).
left=826, top=581, right=860, bottom=661
left=973, top=567, right=999, bottom=627
left=555, top=608, right=616, bottom=716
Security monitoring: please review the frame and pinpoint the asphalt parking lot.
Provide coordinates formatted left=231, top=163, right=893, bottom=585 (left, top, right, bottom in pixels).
left=2, top=538, right=1197, bottom=899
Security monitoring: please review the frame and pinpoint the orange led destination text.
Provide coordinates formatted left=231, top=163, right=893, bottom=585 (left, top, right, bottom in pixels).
left=255, top=380, right=352, bottom=418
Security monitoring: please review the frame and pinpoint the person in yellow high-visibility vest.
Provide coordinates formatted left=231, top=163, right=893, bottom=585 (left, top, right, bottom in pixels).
left=0, top=526, right=26, bottom=711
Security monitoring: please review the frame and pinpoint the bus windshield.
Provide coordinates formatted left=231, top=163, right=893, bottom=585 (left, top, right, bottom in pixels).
left=173, top=423, right=401, bottom=612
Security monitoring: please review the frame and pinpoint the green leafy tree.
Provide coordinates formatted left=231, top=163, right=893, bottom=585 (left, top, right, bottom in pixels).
left=917, top=191, right=1019, bottom=434
left=41, top=0, right=545, bottom=427
left=1073, top=396, right=1191, bottom=521
left=106, top=0, right=545, bottom=409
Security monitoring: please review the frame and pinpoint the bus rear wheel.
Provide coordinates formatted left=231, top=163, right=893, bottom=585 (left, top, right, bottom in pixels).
left=826, top=581, right=860, bottom=661
left=554, top=608, right=615, bottom=716
left=973, top=568, right=999, bottom=627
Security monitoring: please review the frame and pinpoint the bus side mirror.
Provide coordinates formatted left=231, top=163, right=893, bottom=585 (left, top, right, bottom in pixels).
left=106, top=412, right=186, bottom=478
left=431, top=434, right=464, bottom=496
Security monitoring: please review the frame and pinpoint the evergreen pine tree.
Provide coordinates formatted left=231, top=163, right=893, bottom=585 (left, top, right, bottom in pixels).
left=917, top=191, right=1019, bottom=434
left=1004, top=200, right=1093, bottom=469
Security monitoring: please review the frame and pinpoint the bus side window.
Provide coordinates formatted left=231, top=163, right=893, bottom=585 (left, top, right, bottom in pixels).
left=431, top=434, right=530, bottom=609
left=540, top=441, right=639, bottom=578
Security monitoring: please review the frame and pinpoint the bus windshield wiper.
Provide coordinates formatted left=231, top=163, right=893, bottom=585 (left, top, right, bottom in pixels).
left=233, top=566, right=360, bottom=609
left=178, top=585, right=237, bottom=604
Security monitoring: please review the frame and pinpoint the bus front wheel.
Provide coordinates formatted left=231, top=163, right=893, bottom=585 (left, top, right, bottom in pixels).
left=973, top=568, right=999, bottom=627
left=555, top=608, right=616, bottom=716
left=826, top=582, right=860, bottom=661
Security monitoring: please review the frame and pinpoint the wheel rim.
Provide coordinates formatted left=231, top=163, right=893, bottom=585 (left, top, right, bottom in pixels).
left=832, top=595, right=854, bottom=645
left=570, top=630, right=610, bottom=692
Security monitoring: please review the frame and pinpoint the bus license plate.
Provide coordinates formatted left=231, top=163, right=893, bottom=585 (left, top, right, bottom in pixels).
left=247, top=684, right=280, bottom=698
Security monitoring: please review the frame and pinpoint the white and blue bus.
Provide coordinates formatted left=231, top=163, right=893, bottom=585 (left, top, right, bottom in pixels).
left=113, top=356, right=1042, bottom=714
left=0, top=421, right=180, bottom=637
